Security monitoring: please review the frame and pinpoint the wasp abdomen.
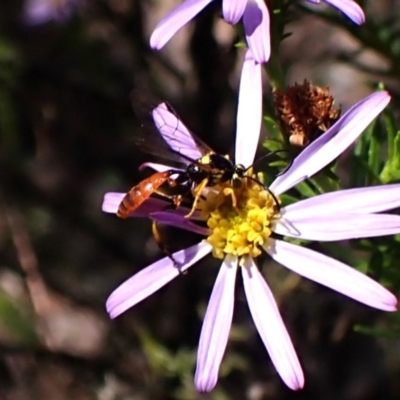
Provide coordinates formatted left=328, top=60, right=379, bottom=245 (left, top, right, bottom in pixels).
left=117, top=171, right=175, bottom=218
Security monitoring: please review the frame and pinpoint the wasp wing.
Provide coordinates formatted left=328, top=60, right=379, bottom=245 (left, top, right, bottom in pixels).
left=130, top=89, right=213, bottom=165
left=152, top=103, right=213, bottom=163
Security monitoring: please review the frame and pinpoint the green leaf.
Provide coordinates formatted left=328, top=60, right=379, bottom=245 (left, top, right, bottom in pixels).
left=262, top=138, right=284, bottom=153
left=234, top=41, right=247, bottom=49
left=280, top=193, right=300, bottom=207
left=354, top=324, right=400, bottom=339
left=380, top=128, right=400, bottom=183
left=308, top=168, right=340, bottom=194
left=0, top=290, right=38, bottom=344
left=137, top=328, right=195, bottom=378
left=263, top=116, right=283, bottom=142
left=387, top=310, right=400, bottom=324
left=319, top=242, right=368, bottom=272
left=367, top=118, right=382, bottom=178
left=293, top=180, right=319, bottom=198
left=383, top=107, right=399, bottom=162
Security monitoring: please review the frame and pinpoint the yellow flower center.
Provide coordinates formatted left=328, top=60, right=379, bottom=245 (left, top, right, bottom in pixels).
left=198, top=178, right=280, bottom=264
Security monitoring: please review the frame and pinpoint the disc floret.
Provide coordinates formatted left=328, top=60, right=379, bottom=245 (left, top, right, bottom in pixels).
left=201, top=179, right=279, bottom=262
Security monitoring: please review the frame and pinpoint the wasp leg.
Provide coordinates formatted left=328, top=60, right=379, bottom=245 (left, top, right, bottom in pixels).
left=152, top=189, right=185, bottom=215
left=230, top=190, right=238, bottom=208
left=151, top=193, right=186, bottom=273
left=152, top=189, right=183, bottom=210
left=222, top=186, right=238, bottom=208
left=172, top=194, right=183, bottom=209
left=152, top=221, right=184, bottom=272
left=153, top=189, right=176, bottom=201
left=185, top=178, right=209, bottom=218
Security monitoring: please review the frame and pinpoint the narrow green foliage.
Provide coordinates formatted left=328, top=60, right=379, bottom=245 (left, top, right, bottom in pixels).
left=319, top=242, right=369, bottom=273
left=380, top=106, right=400, bottom=182
left=234, top=41, right=247, bottom=49
left=367, top=119, right=383, bottom=178
left=293, top=180, right=319, bottom=198
left=263, top=116, right=285, bottom=143
left=308, top=168, right=340, bottom=194
left=0, top=290, right=38, bottom=345
left=353, top=324, right=400, bottom=339
left=263, top=138, right=286, bottom=152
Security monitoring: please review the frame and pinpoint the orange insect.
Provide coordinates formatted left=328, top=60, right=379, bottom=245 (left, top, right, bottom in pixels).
left=117, top=169, right=186, bottom=266
left=117, top=170, right=179, bottom=218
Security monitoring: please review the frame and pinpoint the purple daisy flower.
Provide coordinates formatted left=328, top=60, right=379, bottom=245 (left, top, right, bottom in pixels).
left=103, top=88, right=396, bottom=391
left=150, top=0, right=365, bottom=63
left=22, top=0, right=82, bottom=25
left=150, top=0, right=269, bottom=63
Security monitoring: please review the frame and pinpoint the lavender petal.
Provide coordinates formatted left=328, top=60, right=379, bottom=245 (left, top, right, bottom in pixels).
left=242, top=257, right=304, bottom=390
left=322, top=0, right=365, bottom=24
left=195, top=255, right=237, bottom=392
left=150, top=212, right=211, bottom=235
left=265, top=239, right=398, bottom=311
left=235, top=50, right=262, bottom=167
left=223, top=0, right=247, bottom=24
left=106, top=241, right=212, bottom=318
left=281, top=183, right=400, bottom=218
left=23, top=0, right=79, bottom=25
left=274, top=213, right=400, bottom=241
left=150, top=0, right=214, bottom=49
left=102, top=192, right=125, bottom=214
left=270, top=91, right=391, bottom=196
left=102, top=192, right=169, bottom=217
left=243, top=0, right=271, bottom=63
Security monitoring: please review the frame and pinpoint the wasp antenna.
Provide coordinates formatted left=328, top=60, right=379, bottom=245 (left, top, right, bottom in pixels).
left=246, top=149, right=293, bottom=177
left=272, top=149, right=293, bottom=176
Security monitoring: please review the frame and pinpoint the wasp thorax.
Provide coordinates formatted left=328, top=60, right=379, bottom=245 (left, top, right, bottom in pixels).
left=273, top=79, right=341, bottom=147
left=200, top=179, right=279, bottom=263
left=231, top=164, right=246, bottom=188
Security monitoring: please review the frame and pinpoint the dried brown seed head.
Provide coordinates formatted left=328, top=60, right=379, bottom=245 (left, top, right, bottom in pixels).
left=273, top=80, right=341, bottom=147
